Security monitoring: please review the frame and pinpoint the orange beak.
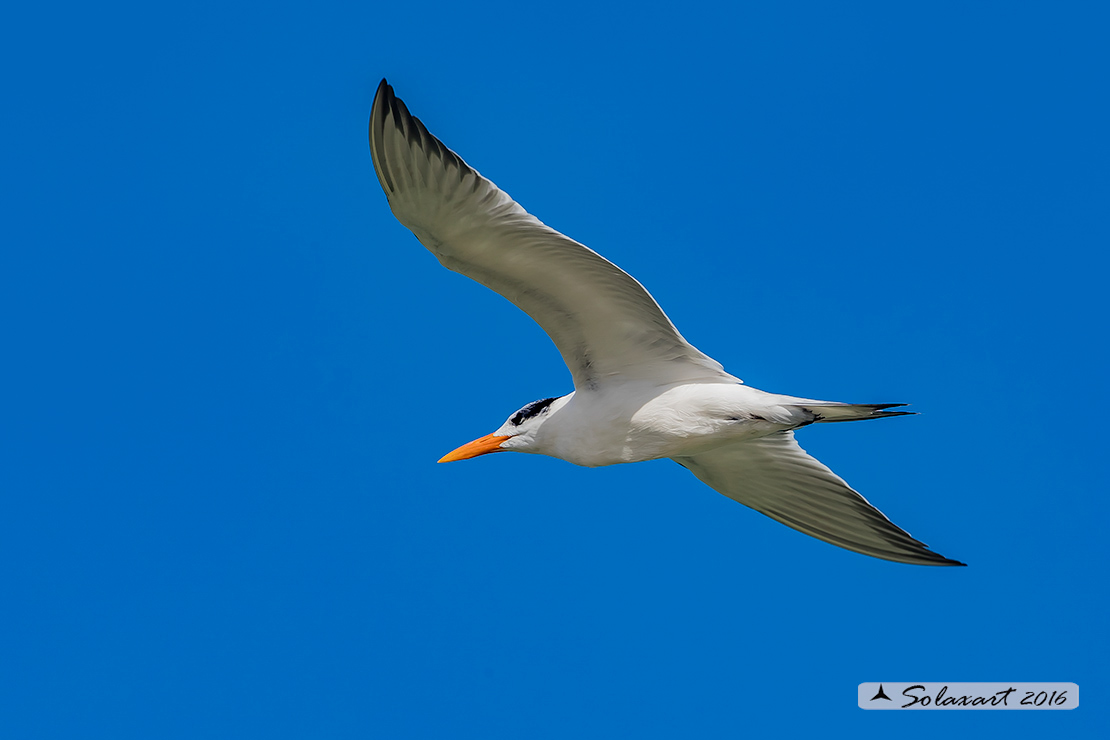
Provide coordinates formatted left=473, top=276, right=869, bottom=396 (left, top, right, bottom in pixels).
left=437, top=433, right=513, bottom=463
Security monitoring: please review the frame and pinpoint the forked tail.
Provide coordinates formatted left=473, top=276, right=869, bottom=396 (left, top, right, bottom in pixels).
left=801, top=403, right=915, bottom=423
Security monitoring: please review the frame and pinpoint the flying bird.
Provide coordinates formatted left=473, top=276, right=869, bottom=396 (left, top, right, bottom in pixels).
left=368, top=79, right=963, bottom=566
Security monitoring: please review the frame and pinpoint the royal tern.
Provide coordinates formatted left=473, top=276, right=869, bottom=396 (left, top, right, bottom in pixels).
left=369, top=79, right=963, bottom=566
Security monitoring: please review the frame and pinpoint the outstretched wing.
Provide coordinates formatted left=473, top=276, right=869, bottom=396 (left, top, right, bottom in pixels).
left=369, top=79, right=736, bottom=391
left=674, top=431, right=964, bottom=566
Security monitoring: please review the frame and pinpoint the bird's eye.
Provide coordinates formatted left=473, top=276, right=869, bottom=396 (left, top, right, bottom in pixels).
left=510, top=397, right=557, bottom=426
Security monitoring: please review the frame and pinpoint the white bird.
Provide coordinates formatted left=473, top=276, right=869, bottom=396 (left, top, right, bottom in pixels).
left=369, top=79, right=964, bottom=566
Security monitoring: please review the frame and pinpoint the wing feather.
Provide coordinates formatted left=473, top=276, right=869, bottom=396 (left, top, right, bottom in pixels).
left=369, top=79, right=735, bottom=390
left=674, top=431, right=964, bottom=566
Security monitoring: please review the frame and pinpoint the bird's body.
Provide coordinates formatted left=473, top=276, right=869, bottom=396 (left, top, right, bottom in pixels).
left=501, top=384, right=834, bottom=467
left=368, top=79, right=964, bottom=566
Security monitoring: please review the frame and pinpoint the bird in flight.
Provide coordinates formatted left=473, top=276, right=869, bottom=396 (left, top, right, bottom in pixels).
left=368, top=79, right=963, bottom=566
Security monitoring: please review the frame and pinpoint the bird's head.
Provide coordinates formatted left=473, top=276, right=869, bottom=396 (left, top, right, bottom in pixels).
left=438, top=395, right=565, bottom=462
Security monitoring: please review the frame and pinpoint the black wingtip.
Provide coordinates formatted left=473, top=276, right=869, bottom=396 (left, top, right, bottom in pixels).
left=897, top=552, right=966, bottom=567
left=372, top=78, right=391, bottom=113
left=928, top=552, right=968, bottom=567
left=368, top=78, right=397, bottom=194
left=372, top=78, right=393, bottom=117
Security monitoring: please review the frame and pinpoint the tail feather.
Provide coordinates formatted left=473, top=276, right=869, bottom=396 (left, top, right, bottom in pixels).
left=801, top=403, right=916, bottom=423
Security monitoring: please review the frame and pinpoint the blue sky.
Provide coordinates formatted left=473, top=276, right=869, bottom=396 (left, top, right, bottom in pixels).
left=2, top=1, right=1107, bottom=737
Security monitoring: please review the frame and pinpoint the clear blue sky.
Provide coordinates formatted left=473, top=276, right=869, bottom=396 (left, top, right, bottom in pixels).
left=2, top=1, right=1106, bottom=737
